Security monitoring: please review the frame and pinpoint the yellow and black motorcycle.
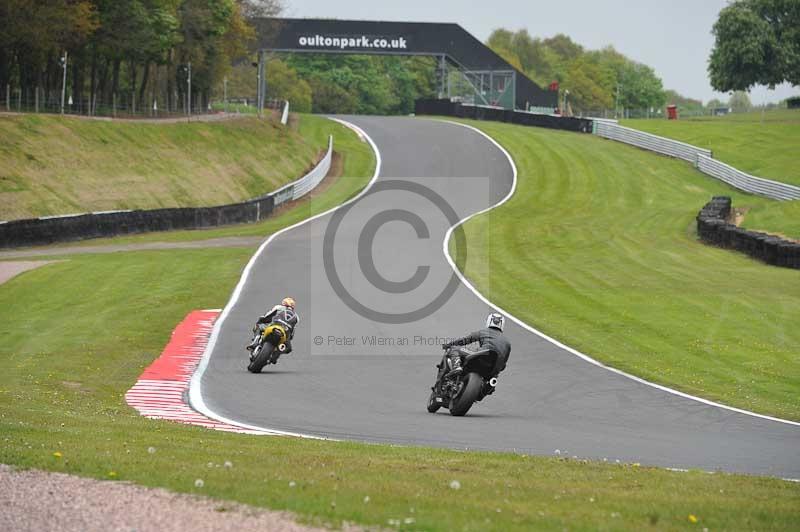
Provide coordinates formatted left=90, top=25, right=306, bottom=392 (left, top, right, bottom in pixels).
left=247, top=323, right=289, bottom=373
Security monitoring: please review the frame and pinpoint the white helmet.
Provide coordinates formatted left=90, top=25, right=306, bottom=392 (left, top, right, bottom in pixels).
left=485, top=312, right=505, bottom=331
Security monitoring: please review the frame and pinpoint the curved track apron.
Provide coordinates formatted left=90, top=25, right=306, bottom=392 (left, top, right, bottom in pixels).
left=193, top=116, right=800, bottom=478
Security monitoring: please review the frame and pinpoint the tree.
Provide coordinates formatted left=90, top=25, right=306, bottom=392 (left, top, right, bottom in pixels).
left=708, top=0, right=800, bottom=91
left=542, top=34, right=583, bottom=62
left=706, top=98, right=726, bottom=109
left=284, top=54, right=435, bottom=115
left=239, top=0, right=281, bottom=18
left=728, top=90, right=753, bottom=112
left=485, top=29, right=667, bottom=111
left=618, top=62, right=665, bottom=110
left=308, top=77, right=358, bottom=114
left=492, top=47, right=523, bottom=72
left=261, top=59, right=311, bottom=112
left=564, top=57, right=614, bottom=111
left=486, top=29, right=514, bottom=54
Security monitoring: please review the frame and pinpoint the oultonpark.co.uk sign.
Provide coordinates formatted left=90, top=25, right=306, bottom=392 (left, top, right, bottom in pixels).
left=297, top=34, right=408, bottom=50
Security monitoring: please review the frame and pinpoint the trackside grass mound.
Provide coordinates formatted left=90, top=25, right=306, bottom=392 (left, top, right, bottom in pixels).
left=1, top=250, right=798, bottom=531
left=7, top=114, right=375, bottom=248
left=0, top=114, right=323, bottom=221
left=622, top=109, right=800, bottom=187
left=451, top=119, right=800, bottom=421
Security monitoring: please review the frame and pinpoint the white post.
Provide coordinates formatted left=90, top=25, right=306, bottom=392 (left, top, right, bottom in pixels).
left=187, top=62, right=192, bottom=118
left=60, top=51, right=68, bottom=114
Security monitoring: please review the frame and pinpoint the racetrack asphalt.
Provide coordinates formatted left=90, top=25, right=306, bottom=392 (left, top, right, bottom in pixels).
left=193, top=116, right=800, bottom=479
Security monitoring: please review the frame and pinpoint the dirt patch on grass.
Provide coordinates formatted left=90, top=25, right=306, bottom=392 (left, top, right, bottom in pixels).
left=0, top=260, right=60, bottom=285
left=728, top=206, right=750, bottom=226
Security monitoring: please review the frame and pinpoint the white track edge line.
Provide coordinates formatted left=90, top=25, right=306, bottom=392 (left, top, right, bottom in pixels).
left=437, top=118, right=800, bottom=429
left=187, top=117, right=382, bottom=438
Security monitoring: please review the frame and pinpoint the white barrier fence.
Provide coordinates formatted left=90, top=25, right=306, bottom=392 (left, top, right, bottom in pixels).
left=593, top=121, right=711, bottom=166
left=270, top=135, right=332, bottom=206
left=697, top=155, right=800, bottom=201
left=593, top=121, right=799, bottom=200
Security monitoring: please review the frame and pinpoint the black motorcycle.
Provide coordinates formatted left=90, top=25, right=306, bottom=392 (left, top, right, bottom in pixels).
left=247, top=323, right=288, bottom=373
left=427, top=346, right=498, bottom=416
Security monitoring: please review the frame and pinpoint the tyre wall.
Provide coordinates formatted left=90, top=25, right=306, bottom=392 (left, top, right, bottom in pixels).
left=696, top=196, right=800, bottom=269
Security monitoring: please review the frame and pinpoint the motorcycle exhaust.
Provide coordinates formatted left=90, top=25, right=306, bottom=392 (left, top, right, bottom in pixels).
left=488, top=377, right=498, bottom=388
left=278, top=343, right=287, bottom=352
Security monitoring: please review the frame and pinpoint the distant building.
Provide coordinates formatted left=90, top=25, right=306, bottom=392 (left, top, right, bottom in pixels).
left=712, top=107, right=730, bottom=116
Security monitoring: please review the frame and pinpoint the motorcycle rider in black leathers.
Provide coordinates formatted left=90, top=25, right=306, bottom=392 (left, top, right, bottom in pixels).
left=247, top=297, right=299, bottom=358
left=441, top=313, right=511, bottom=385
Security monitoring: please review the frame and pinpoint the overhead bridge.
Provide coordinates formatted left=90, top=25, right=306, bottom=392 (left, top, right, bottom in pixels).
left=253, top=18, right=558, bottom=111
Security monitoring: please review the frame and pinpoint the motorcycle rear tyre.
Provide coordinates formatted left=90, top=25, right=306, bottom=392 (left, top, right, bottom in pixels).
left=449, top=372, right=482, bottom=416
left=426, top=390, right=441, bottom=413
left=247, top=342, right=273, bottom=373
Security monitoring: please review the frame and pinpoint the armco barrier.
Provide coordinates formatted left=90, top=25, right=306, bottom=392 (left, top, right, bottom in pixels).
left=0, top=135, right=333, bottom=249
left=697, top=155, right=800, bottom=201
left=289, top=135, right=332, bottom=200
left=696, top=196, right=800, bottom=269
left=593, top=121, right=711, bottom=165
left=414, top=99, right=592, bottom=134
left=594, top=121, right=800, bottom=201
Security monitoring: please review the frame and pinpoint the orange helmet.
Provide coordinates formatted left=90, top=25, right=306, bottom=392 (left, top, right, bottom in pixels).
left=282, top=297, right=296, bottom=309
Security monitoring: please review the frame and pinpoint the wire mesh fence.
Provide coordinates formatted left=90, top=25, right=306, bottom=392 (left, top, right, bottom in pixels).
left=2, top=84, right=285, bottom=120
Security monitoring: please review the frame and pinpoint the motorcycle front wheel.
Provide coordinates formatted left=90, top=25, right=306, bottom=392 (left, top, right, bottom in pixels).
left=449, top=372, right=483, bottom=416
left=247, top=342, right=274, bottom=373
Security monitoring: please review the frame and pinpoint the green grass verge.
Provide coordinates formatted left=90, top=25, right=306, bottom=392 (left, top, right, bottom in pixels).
left=13, top=114, right=374, bottom=250
left=1, top=250, right=798, bottom=530
left=741, top=201, right=800, bottom=241
left=622, top=109, right=800, bottom=187
left=450, top=119, right=800, bottom=421
left=0, top=113, right=322, bottom=220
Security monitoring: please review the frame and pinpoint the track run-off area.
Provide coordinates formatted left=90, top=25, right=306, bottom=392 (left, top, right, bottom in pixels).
left=189, top=116, right=799, bottom=479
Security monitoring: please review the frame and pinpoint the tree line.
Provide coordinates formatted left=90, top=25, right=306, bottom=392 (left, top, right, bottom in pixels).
left=0, top=0, right=279, bottom=114
left=486, top=29, right=667, bottom=113
left=219, top=54, right=438, bottom=115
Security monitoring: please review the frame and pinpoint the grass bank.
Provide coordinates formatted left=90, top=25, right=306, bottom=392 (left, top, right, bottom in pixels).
left=7, top=114, right=374, bottom=249
left=0, top=113, right=323, bottom=221
left=1, top=249, right=798, bottom=531
left=452, top=119, right=800, bottom=420
left=622, top=109, right=800, bottom=187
